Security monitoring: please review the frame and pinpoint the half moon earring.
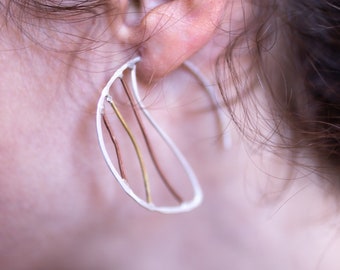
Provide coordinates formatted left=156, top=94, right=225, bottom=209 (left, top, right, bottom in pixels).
left=96, top=56, right=229, bottom=214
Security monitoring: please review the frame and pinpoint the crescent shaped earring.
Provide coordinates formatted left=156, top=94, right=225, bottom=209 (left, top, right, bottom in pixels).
left=96, top=56, right=229, bottom=214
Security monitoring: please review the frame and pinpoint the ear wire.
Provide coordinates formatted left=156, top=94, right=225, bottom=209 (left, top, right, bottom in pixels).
left=184, top=61, right=232, bottom=148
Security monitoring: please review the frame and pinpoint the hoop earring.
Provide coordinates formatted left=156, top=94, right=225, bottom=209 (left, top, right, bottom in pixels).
left=96, top=57, right=229, bottom=214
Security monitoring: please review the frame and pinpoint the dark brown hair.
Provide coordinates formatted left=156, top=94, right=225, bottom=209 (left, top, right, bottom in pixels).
left=219, top=0, right=340, bottom=178
left=286, top=0, right=340, bottom=167
left=2, top=0, right=108, bottom=19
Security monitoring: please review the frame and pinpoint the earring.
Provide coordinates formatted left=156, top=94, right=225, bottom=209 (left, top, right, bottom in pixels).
left=96, top=56, right=229, bottom=214
left=97, top=57, right=202, bottom=214
left=183, top=61, right=232, bottom=148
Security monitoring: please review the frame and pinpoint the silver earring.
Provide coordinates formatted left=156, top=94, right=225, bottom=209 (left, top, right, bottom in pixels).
left=96, top=57, right=230, bottom=214
left=183, top=61, right=231, bottom=148
left=96, top=57, right=202, bottom=214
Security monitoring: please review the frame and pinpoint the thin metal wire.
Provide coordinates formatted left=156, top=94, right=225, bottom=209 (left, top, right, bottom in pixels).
left=104, top=94, right=152, bottom=203
left=119, top=77, right=183, bottom=204
left=184, top=61, right=232, bottom=148
left=102, top=114, right=127, bottom=179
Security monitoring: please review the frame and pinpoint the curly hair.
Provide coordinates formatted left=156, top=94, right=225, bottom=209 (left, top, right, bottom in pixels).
left=219, top=0, right=340, bottom=177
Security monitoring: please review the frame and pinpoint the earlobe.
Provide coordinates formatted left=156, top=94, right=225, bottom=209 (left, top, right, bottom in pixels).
left=117, top=0, right=226, bottom=83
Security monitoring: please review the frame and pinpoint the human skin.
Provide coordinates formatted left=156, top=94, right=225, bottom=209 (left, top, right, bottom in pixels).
left=0, top=1, right=340, bottom=269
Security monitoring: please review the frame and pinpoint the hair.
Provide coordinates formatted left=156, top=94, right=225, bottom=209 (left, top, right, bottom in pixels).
left=2, top=0, right=108, bottom=19
left=2, top=0, right=340, bottom=177
left=285, top=0, right=340, bottom=169
left=218, top=0, right=340, bottom=180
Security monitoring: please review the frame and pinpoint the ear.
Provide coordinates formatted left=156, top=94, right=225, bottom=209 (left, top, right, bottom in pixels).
left=117, top=0, right=226, bottom=83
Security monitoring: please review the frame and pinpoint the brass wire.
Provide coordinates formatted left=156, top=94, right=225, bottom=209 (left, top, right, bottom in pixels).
left=104, top=94, right=152, bottom=203
left=119, top=78, right=183, bottom=204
